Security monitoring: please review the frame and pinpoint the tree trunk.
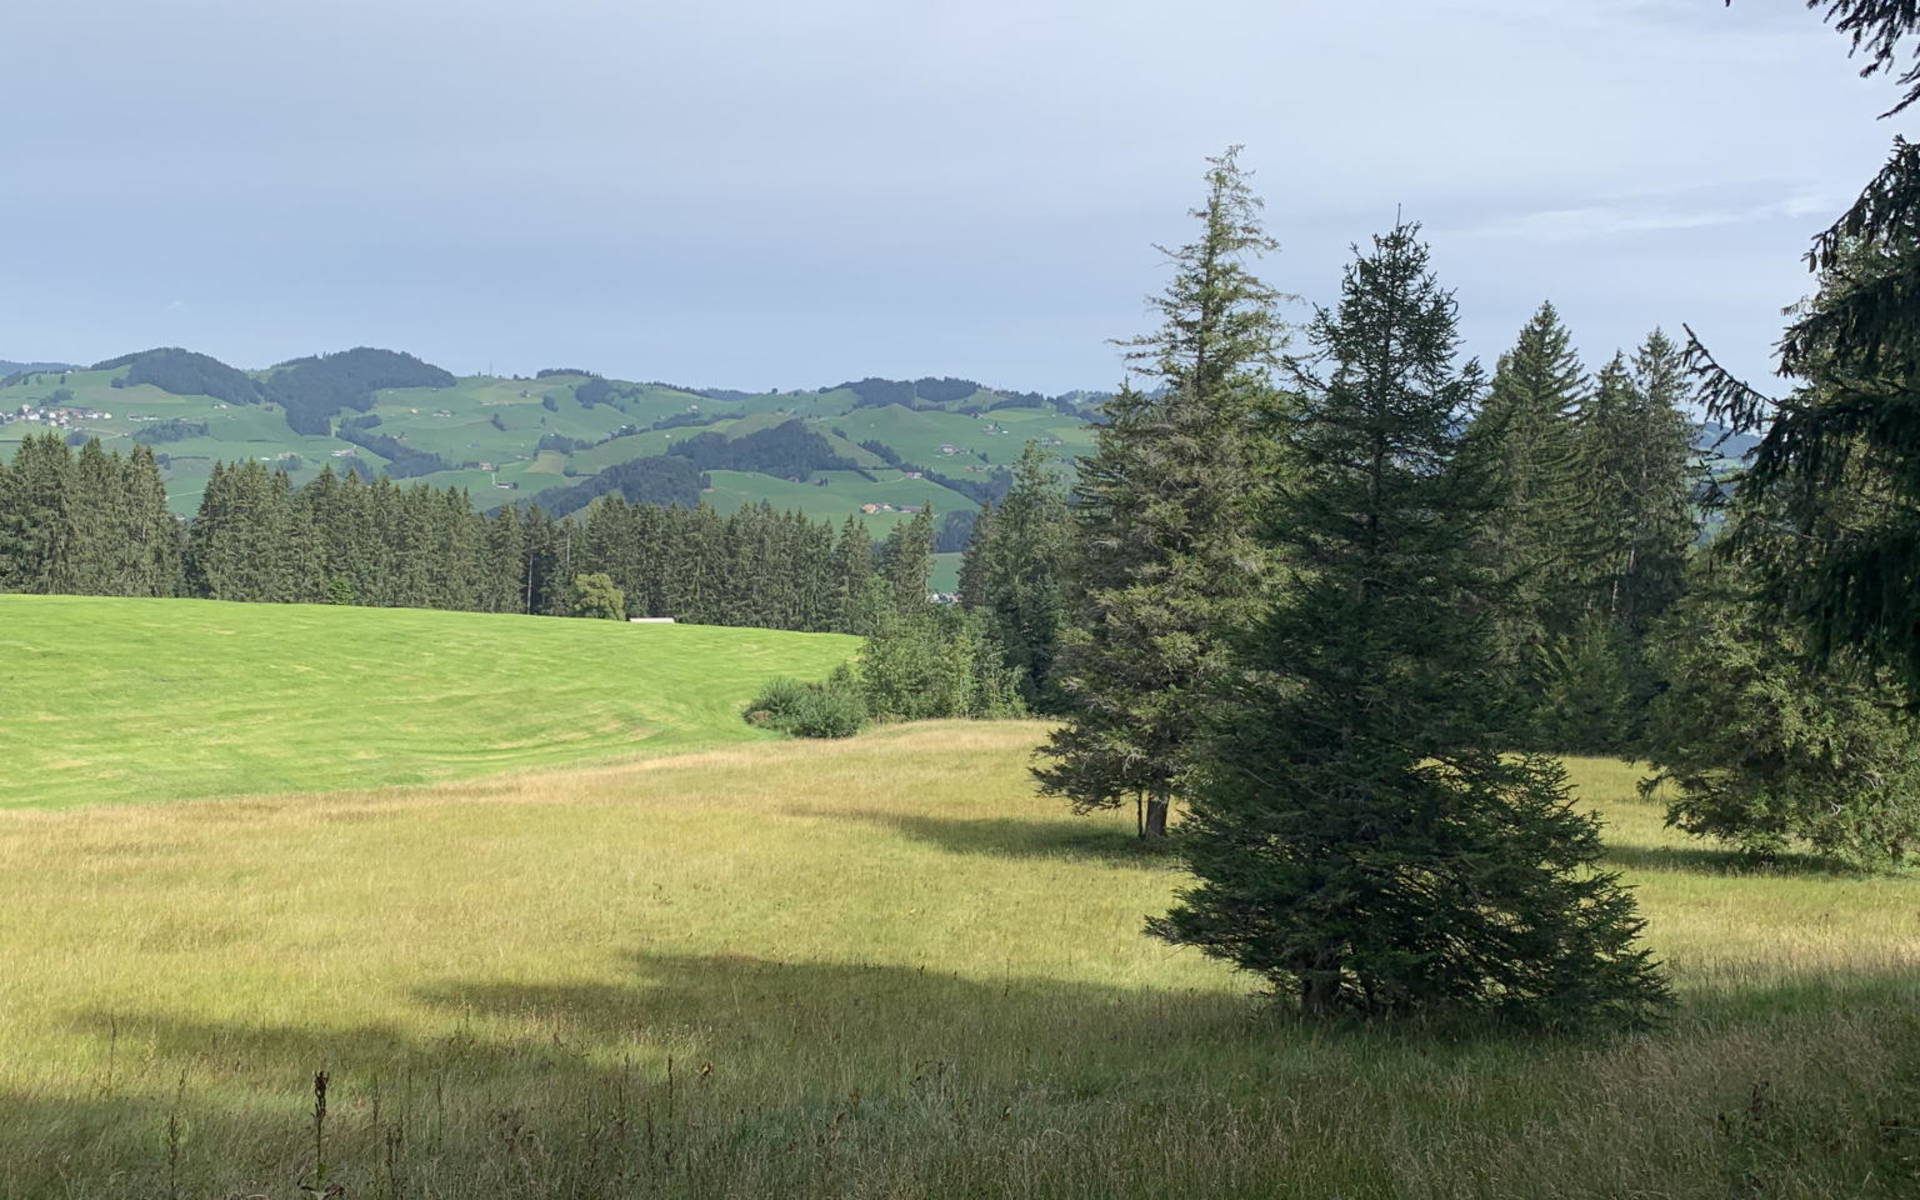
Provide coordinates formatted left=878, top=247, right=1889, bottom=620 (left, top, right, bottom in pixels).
left=1300, top=961, right=1342, bottom=1016
left=1143, top=793, right=1170, bottom=840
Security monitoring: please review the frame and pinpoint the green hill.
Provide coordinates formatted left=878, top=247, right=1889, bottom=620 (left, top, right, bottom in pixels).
left=0, top=352, right=1102, bottom=542
left=0, top=595, right=859, bottom=809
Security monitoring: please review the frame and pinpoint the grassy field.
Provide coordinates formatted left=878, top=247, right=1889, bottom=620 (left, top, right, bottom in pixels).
left=700, top=469, right=978, bottom=532
left=0, top=718, right=1915, bottom=1197
left=0, top=595, right=858, bottom=809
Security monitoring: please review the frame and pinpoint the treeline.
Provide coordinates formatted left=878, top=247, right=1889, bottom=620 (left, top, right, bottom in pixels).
left=0, top=433, right=932, bottom=634
left=265, top=348, right=457, bottom=435
left=528, top=455, right=706, bottom=521
left=1462, top=309, right=1701, bottom=754
left=0, top=436, right=178, bottom=597
left=665, top=419, right=865, bottom=480
left=334, top=422, right=452, bottom=478
left=89, top=346, right=459, bottom=437
left=101, top=347, right=261, bottom=406
left=132, top=419, right=210, bottom=443
left=829, top=375, right=1086, bottom=416
left=855, top=437, right=1012, bottom=507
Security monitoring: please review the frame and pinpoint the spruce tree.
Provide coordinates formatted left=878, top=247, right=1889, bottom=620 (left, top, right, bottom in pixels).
left=1585, top=331, right=1701, bottom=633
left=1036, top=147, right=1285, bottom=838
left=1466, top=301, right=1589, bottom=720
left=956, top=501, right=993, bottom=609
left=1, top=434, right=77, bottom=594
left=0, top=450, right=10, bottom=587
left=830, top=515, right=878, bottom=633
left=1642, top=535, right=1920, bottom=868
left=1688, top=4, right=1920, bottom=685
left=125, top=445, right=181, bottom=597
left=1153, top=224, right=1670, bottom=1028
left=879, top=509, right=935, bottom=618
left=67, top=439, right=119, bottom=595
left=1528, top=331, right=1703, bottom=754
left=960, top=441, right=1069, bottom=710
left=483, top=504, right=525, bottom=613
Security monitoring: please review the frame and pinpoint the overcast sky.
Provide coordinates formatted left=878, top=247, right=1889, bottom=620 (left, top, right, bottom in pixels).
left=0, top=1, right=1903, bottom=394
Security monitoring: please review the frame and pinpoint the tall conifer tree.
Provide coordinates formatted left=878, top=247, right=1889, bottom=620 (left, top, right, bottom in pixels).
left=67, top=440, right=119, bottom=595
left=960, top=441, right=1069, bottom=710
left=879, top=509, right=935, bottom=618
left=125, top=446, right=181, bottom=597
left=1466, top=301, right=1590, bottom=724
left=1583, top=330, right=1701, bottom=633
left=1, top=435, right=78, bottom=594
left=1036, top=147, right=1286, bottom=838
left=1155, top=224, right=1669, bottom=1028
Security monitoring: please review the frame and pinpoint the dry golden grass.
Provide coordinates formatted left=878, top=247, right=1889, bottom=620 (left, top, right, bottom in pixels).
left=1, top=723, right=1916, bottom=1198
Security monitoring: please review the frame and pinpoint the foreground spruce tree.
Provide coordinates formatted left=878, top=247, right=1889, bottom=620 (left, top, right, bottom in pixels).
left=1035, top=147, right=1284, bottom=838
left=1693, top=3, right=1920, bottom=686
left=1642, top=533, right=1920, bottom=868
left=1153, top=225, right=1670, bottom=1028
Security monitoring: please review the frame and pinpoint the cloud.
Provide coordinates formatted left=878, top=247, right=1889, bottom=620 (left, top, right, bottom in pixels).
left=1459, top=191, right=1841, bottom=244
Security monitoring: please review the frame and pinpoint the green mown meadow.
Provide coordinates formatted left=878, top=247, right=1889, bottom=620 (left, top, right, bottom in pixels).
left=0, top=595, right=858, bottom=808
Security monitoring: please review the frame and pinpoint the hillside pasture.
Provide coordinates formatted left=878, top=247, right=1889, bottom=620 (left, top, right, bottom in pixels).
left=0, top=361, right=1098, bottom=523
left=828, top=403, right=1085, bottom=471
left=0, top=722, right=1914, bottom=1197
left=700, top=468, right=978, bottom=532
left=0, top=595, right=858, bottom=809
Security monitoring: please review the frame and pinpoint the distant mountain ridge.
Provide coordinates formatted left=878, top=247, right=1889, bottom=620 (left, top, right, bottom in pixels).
left=13, top=345, right=1106, bottom=429
left=1696, top=420, right=1761, bottom=461
left=0, top=345, right=1106, bottom=592
left=0, top=360, right=81, bottom=383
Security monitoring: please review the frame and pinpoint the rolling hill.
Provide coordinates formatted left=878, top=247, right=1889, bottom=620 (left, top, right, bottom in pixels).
left=3, top=344, right=1744, bottom=562
left=0, top=350, right=1103, bottom=543
left=0, top=594, right=859, bottom=808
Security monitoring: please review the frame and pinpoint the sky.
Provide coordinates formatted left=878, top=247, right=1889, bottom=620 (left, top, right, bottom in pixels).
left=0, top=0, right=1905, bottom=394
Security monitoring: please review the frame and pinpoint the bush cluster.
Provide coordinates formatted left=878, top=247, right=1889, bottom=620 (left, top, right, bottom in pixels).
left=745, top=666, right=869, bottom=738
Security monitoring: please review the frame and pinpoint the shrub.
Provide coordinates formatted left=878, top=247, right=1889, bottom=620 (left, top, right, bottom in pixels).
left=745, top=666, right=868, bottom=739
left=745, top=677, right=811, bottom=727
left=566, top=573, right=626, bottom=621
left=784, top=675, right=869, bottom=738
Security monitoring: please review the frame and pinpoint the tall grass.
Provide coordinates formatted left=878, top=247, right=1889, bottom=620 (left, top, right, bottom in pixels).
left=0, top=723, right=1915, bottom=1196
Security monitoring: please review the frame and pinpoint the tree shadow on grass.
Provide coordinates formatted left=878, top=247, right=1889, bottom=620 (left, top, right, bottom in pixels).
left=808, top=808, right=1174, bottom=866
left=17, top=955, right=1261, bottom=1196
left=48, top=954, right=1262, bottom=1112
left=19, top=955, right=1920, bottom=1197
left=1603, top=839, right=1865, bottom=879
